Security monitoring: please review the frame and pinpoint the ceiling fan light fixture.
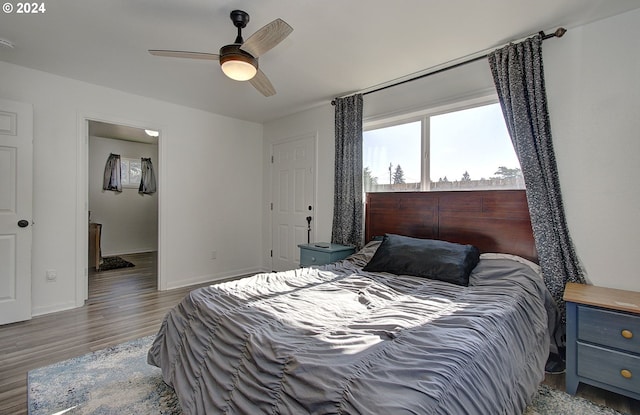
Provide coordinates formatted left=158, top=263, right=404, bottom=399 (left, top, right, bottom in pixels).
left=219, top=44, right=258, bottom=81
left=221, top=59, right=257, bottom=81
left=150, top=9, right=291, bottom=96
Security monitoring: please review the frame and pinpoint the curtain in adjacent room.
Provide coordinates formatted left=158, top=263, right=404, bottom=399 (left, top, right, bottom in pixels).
left=102, top=153, right=122, bottom=192
left=488, top=35, right=585, bottom=318
left=139, top=157, right=157, bottom=194
left=332, top=94, right=364, bottom=249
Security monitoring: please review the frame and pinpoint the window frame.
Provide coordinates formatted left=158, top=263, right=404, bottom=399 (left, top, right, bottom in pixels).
left=363, top=94, right=516, bottom=192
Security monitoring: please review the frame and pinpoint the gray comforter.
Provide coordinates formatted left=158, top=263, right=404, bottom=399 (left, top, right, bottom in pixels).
left=148, top=245, right=552, bottom=414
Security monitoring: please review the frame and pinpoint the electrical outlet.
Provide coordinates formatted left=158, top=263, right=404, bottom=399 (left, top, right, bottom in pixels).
left=46, top=269, right=57, bottom=282
left=210, top=250, right=217, bottom=260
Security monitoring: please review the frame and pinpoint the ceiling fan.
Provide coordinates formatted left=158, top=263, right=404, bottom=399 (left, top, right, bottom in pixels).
left=149, top=10, right=292, bottom=97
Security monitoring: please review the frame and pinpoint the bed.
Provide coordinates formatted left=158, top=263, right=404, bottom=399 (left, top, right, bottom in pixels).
left=148, top=190, right=556, bottom=414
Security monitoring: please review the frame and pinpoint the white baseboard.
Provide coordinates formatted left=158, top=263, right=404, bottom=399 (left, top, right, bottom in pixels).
left=32, top=300, right=78, bottom=317
left=102, top=249, right=157, bottom=257
left=32, top=265, right=270, bottom=317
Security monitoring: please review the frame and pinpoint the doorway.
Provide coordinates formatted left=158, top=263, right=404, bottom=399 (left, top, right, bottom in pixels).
left=86, top=120, right=159, bottom=300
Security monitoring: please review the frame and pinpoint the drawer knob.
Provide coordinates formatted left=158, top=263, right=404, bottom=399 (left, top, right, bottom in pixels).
left=621, top=329, right=633, bottom=339
left=621, top=369, right=633, bottom=379
left=311, top=257, right=316, bottom=262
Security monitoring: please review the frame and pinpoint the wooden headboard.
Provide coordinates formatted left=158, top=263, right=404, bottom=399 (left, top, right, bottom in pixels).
left=365, top=190, right=537, bottom=263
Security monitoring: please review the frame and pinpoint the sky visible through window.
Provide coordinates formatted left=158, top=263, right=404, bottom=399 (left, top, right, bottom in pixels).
left=364, top=121, right=421, bottom=184
left=363, top=103, right=519, bottom=185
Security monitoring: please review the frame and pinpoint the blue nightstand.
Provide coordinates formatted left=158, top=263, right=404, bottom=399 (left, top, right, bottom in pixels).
left=564, top=282, right=640, bottom=400
left=298, top=243, right=355, bottom=267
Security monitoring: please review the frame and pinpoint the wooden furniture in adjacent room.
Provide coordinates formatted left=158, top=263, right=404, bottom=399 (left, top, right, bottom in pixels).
left=89, top=222, right=102, bottom=270
left=564, top=282, right=640, bottom=400
left=298, top=243, right=355, bottom=267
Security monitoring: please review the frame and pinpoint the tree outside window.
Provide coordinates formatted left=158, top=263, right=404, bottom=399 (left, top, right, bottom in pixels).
left=363, top=101, right=524, bottom=192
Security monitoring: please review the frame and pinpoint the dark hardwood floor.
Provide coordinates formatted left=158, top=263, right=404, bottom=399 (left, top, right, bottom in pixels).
left=1, top=252, right=638, bottom=414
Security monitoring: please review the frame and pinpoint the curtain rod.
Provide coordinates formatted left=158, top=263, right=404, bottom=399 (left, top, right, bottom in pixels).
left=331, top=27, right=566, bottom=105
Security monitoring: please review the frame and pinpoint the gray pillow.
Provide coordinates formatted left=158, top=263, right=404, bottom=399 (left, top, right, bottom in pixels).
left=362, top=234, right=480, bottom=286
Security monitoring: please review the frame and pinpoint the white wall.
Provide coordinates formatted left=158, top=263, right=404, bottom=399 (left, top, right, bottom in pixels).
left=89, top=136, right=158, bottom=256
left=0, top=60, right=264, bottom=316
left=263, top=9, right=640, bottom=292
left=544, top=8, right=640, bottom=291
left=362, top=58, right=496, bottom=121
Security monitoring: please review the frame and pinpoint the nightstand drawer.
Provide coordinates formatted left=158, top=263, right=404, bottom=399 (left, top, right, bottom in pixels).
left=578, top=306, right=640, bottom=352
left=300, top=249, right=332, bottom=266
left=578, top=342, right=640, bottom=394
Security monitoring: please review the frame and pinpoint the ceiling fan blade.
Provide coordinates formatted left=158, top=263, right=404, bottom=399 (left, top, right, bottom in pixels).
left=148, top=50, right=220, bottom=61
left=250, top=69, right=276, bottom=97
left=240, top=18, right=293, bottom=58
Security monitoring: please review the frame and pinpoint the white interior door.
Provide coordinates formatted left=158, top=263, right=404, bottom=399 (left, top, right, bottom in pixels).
left=0, top=98, right=33, bottom=325
left=271, top=135, right=315, bottom=271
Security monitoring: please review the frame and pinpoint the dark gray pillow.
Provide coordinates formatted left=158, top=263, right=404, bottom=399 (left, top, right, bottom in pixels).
left=362, top=234, right=480, bottom=286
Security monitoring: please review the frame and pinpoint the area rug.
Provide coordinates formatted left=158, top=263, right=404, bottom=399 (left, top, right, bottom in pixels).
left=28, top=336, right=628, bottom=415
left=98, top=256, right=134, bottom=271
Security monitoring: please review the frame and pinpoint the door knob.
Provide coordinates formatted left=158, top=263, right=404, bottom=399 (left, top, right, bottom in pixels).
left=17, top=220, right=29, bottom=228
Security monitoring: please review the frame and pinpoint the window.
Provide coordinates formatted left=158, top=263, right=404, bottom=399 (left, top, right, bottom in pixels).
left=363, top=99, right=524, bottom=192
left=120, top=157, right=141, bottom=188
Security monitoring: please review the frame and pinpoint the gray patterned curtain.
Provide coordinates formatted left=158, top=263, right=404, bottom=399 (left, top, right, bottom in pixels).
left=139, top=157, right=157, bottom=194
left=488, top=35, right=585, bottom=318
left=102, top=153, right=122, bottom=192
left=332, top=94, right=364, bottom=249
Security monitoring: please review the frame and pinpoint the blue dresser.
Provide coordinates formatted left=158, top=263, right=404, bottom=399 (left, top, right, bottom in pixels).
left=564, top=282, right=640, bottom=400
left=298, top=243, right=355, bottom=267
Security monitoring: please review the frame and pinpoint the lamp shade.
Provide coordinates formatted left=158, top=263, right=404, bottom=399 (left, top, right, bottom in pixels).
left=221, top=59, right=257, bottom=81
left=219, top=44, right=258, bottom=81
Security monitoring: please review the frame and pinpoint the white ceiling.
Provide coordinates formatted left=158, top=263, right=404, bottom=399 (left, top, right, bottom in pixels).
left=1, top=1, right=639, bottom=124
left=89, top=120, right=158, bottom=144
